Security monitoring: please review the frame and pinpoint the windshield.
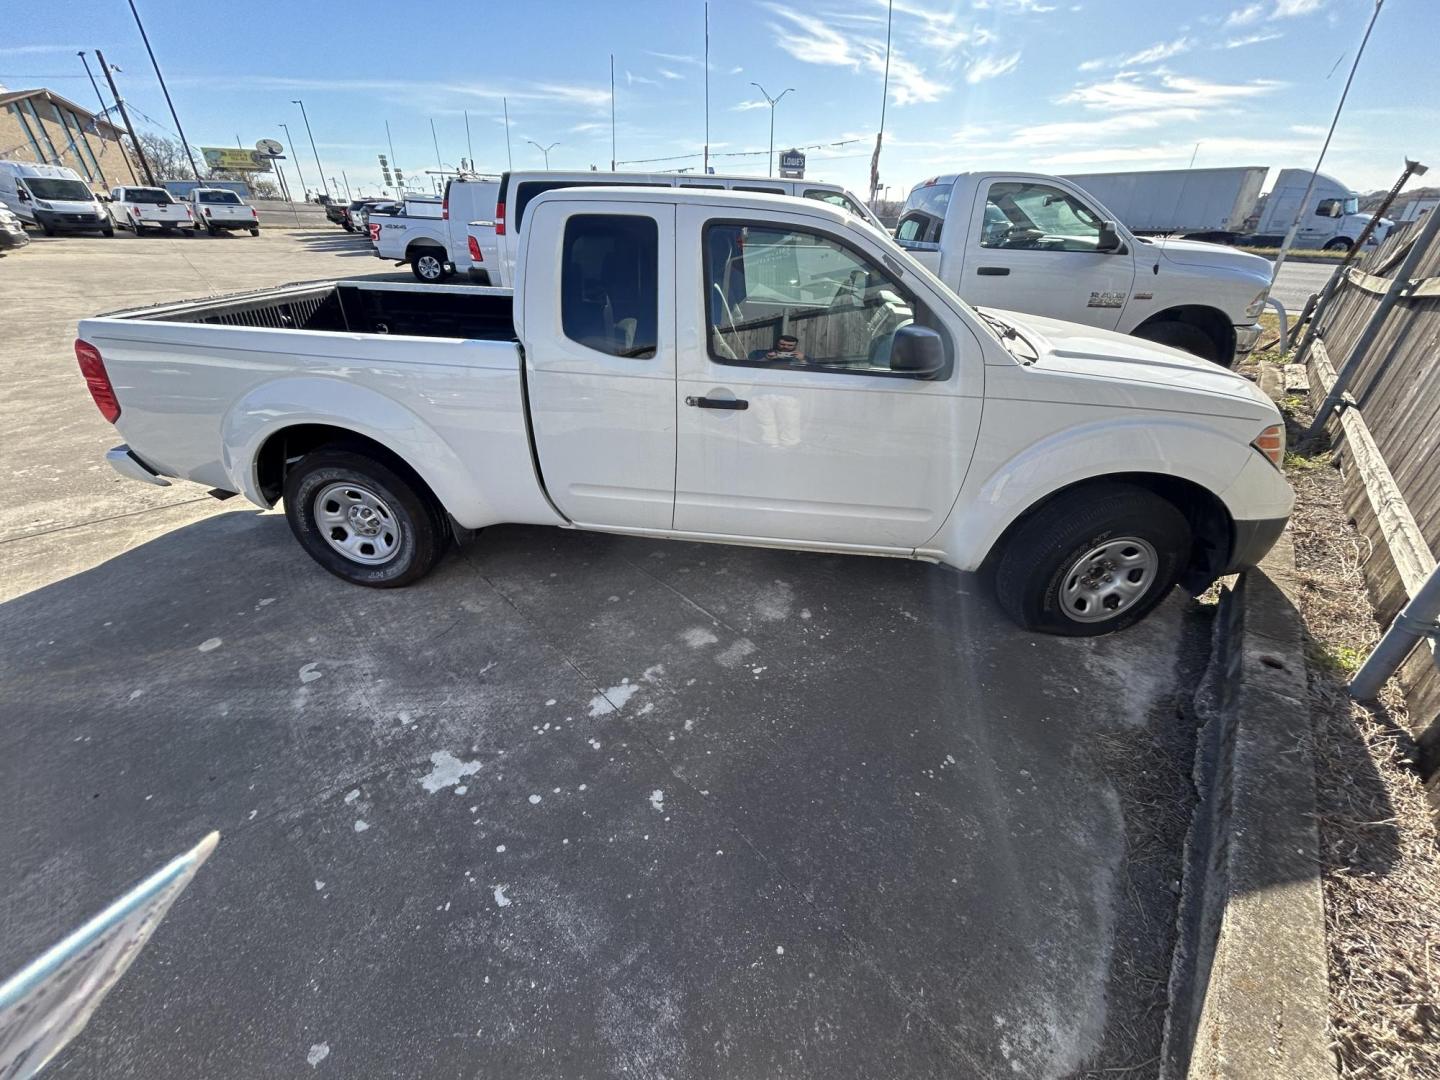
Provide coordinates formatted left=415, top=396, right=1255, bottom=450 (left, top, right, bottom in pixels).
left=26, top=178, right=94, bottom=202
left=197, top=190, right=241, bottom=204
left=126, top=188, right=174, bottom=204
left=1343, top=196, right=1359, bottom=215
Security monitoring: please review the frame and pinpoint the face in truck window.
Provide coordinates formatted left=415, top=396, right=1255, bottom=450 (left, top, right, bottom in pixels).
left=980, top=181, right=1103, bottom=252
left=560, top=214, right=659, bottom=359
left=704, top=222, right=945, bottom=376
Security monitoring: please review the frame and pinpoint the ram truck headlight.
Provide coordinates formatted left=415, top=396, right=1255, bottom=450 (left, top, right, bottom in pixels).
left=1245, top=289, right=1269, bottom=320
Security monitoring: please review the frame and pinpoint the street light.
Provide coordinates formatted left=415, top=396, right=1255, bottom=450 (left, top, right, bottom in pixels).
left=291, top=99, right=329, bottom=200
left=750, top=82, right=794, bottom=178
left=278, top=121, right=308, bottom=200
left=527, top=140, right=558, bottom=169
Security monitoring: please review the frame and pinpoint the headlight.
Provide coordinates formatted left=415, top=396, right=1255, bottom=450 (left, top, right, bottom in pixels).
left=35, top=200, right=52, bottom=211
left=1245, top=289, right=1269, bottom=320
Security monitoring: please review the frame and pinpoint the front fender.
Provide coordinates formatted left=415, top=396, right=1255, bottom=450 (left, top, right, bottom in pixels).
left=926, top=414, right=1252, bottom=570
left=221, top=376, right=502, bottom=526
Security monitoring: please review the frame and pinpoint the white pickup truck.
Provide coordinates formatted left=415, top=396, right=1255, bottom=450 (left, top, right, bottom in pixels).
left=76, top=189, right=1292, bottom=636
left=896, top=172, right=1275, bottom=365
left=187, top=187, right=260, bottom=235
left=106, top=186, right=194, bottom=235
left=370, top=178, right=499, bottom=282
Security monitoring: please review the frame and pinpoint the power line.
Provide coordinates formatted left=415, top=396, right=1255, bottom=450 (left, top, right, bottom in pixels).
left=618, top=138, right=861, bottom=168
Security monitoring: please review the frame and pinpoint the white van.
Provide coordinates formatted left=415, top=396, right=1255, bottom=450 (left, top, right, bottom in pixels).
left=369, top=177, right=499, bottom=282
left=0, top=161, right=112, bottom=236
left=477, top=171, right=881, bottom=286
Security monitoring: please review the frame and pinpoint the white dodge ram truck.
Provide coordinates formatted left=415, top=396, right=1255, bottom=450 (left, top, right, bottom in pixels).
left=76, top=189, right=1292, bottom=636
left=896, top=172, right=1274, bottom=366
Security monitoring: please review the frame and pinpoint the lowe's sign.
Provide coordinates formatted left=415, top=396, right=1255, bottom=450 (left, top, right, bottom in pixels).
left=779, top=149, right=805, bottom=179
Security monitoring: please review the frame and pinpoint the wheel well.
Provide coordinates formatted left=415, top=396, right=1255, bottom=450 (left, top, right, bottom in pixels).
left=986, top=473, right=1234, bottom=590
left=254, top=424, right=442, bottom=513
left=1135, top=305, right=1235, bottom=364
left=406, top=240, right=446, bottom=260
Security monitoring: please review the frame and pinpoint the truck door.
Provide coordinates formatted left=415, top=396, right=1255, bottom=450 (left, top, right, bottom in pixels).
left=523, top=201, right=677, bottom=530
left=673, top=205, right=981, bottom=549
left=958, top=177, right=1136, bottom=329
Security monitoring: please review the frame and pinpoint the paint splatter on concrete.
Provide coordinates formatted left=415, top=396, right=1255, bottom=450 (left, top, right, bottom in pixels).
left=418, top=750, right=482, bottom=793
left=298, top=662, right=323, bottom=684
left=197, top=638, right=222, bottom=653
left=682, top=627, right=718, bottom=649
left=306, top=1043, right=329, bottom=1067
left=649, top=789, right=664, bottom=812
left=589, top=679, right=639, bottom=717
left=528, top=794, right=542, bottom=805
left=753, top=580, right=793, bottom=621
left=314, top=880, right=325, bottom=891
left=493, top=885, right=511, bottom=908
left=344, top=789, right=360, bottom=804
left=353, top=820, right=369, bottom=833
left=715, top=639, right=756, bottom=668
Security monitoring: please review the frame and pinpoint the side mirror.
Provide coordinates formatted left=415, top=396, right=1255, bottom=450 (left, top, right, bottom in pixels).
left=17, top=189, right=30, bottom=202
left=1097, top=220, right=1123, bottom=252
left=890, top=325, right=946, bottom=378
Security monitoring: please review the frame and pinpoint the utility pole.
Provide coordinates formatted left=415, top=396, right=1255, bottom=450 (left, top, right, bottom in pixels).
left=750, top=82, right=794, bottom=178
left=280, top=121, right=307, bottom=199
left=126, top=0, right=200, bottom=179
left=79, top=50, right=138, bottom=183
left=703, top=3, right=710, bottom=175
left=341, top=170, right=352, bottom=200
left=503, top=98, right=513, bottom=170
left=430, top=118, right=442, bottom=169
left=464, top=110, right=474, bottom=170
left=96, top=50, right=155, bottom=186
left=291, top=99, right=329, bottom=199
left=527, top=141, right=558, bottom=169
left=610, top=54, right=616, bottom=172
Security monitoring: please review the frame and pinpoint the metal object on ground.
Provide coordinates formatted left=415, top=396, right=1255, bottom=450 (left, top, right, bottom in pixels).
left=1265, top=296, right=1290, bottom=353
left=1351, top=562, right=1440, bottom=699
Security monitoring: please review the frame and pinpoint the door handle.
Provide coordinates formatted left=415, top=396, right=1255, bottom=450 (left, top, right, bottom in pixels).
left=976, top=266, right=1010, bottom=276
left=686, top=395, right=748, bottom=410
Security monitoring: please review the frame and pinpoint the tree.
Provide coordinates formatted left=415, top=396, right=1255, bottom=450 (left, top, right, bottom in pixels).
left=135, top=132, right=197, bottom=180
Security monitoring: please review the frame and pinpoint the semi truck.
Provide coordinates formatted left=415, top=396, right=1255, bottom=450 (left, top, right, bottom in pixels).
left=1061, top=166, right=1389, bottom=252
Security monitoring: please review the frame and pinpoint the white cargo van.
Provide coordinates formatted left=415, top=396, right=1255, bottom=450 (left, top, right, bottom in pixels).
left=0, top=161, right=112, bottom=236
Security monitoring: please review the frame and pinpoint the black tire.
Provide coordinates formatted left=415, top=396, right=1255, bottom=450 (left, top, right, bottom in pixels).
left=102, top=226, right=114, bottom=237
left=1132, top=319, right=1220, bottom=364
left=1323, top=237, right=1353, bottom=252
left=283, top=448, right=449, bottom=588
left=410, top=248, right=450, bottom=282
left=40, top=221, right=55, bottom=237
left=993, top=482, right=1192, bottom=636
left=250, top=227, right=260, bottom=236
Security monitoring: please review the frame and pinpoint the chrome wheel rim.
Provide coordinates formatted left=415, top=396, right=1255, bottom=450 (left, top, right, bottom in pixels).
left=417, top=254, right=442, bottom=279
left=314, top=482, right=401, bottom=565
left=1059, top=536, right=1158, bottom=623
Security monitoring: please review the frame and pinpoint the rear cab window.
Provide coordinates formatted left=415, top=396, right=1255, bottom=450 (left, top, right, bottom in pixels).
left=560, top=214, right=659, bottom=359
left=197, top=190, right=242, bottom=204
left=896, top=180, right=951, bottom=248
left=125, top=187, right=174, bottom=204
left=514, top=180, right=666, bottom=233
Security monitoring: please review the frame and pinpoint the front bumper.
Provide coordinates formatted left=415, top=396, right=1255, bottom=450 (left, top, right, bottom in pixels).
left=34, top=209, right=108, bottom=233
left=1222, top=516, right=1288, bottom=573
left=0, top=226, right=30, bottom=250
left=1234, top=322, right=1263, bottom=357
left=106, top=445, right=171, bottom=488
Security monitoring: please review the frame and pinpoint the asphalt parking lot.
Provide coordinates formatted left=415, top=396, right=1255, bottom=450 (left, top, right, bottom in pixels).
left=2, top=227, right=1204, bottom=1078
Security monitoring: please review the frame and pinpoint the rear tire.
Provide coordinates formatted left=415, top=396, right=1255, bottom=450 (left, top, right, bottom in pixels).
left=410, top=248, right=450, bottom=282
left=102, top=226, right=114, bottom=237
left=1324, top=237, right=1353, bottom=252
left=283, top=448, right=448, bottom=588
left=993, top=482, right=1192, bottom=636
left=1132, top=319, right=1221, bottom=365
left=250, top=227, right=260, bottom=236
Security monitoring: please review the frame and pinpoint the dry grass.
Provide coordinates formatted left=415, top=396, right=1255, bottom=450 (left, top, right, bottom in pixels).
left=1282, top=400, right=1440, bottom=1077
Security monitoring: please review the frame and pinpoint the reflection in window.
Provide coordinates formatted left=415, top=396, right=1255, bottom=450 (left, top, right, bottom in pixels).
left=705, top=223, right=940, bottom=376
left=980, top=181, right=1103, bottom=252
left=561, top=214, right=659, bottom=358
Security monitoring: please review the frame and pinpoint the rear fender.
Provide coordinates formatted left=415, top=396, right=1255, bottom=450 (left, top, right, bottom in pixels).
left=221, top=377, right=501, bottom=526
left=926, top=416, right=1251, bottom=569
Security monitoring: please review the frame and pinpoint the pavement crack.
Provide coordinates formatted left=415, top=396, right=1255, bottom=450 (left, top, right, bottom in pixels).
left=3, top=496, right=216, bottom=545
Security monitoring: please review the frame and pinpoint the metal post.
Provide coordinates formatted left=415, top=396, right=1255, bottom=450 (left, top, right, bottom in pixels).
left=79, top=51, right=136, bottom=184
left=703, top=3, right=710, bottom=176
left=280, top=122, right=307, bottom=199
left=871, top=0, right=893, bottom=204
left=1351, top=562, right=1440, bottom=699
left=292, top=100, right=328, bottom=199
left=464, top=110, right=473, bottom=169
left=96, top=51, right=155, bottom=187
left=126, top=0, right=201, bottom=179
left=503, top=98, right=513, bottom=170
left=750, top=83, right=793, bottom=178
left=610, top=54, right=616, bottom=172
left=341, top=170, right=352, bottom=201
left=430, top=118, right=442, bottom=169
left=1306, top=202, right=1440, bottom=438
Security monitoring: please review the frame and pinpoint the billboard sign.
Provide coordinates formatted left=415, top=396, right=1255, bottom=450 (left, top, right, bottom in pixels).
left=779, top=149, right=805, bottom=179
left=200, top=147, right=273, bottom=173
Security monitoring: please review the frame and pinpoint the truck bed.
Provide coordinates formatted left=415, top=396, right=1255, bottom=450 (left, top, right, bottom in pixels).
left=123, top=279, right=517, bottom=342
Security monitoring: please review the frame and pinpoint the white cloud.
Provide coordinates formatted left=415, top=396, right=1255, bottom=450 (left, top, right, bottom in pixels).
left=729, top=65, right=744, bottom=74
left=1224, top=3, right=1265, bottom=27
left=1224, top=31, right=1283, bottom=48
left=646, top=50, right=703, bottom=66
left=973, top=0, right=1056, bottom=11
left=0, top=43, right=84, bottom=56
left=1272, top=0, right=1325, bottom=16
left=626, top=70, right=659, bottom=86
left=174, top=74, right=612, bottom=111
left=1078, top=36, right=1191, bottom=72
left=1009, top=109, right=1199, bottom=147
left=1035, top=134, right=1318, bottom=168
left=732, top=100, right=771, bottom=112
left=965, top=52, right=1021, bottom=84
left=658, top=69, right=684, bottom=81
left=1062, top=72, right=1283, bottom=112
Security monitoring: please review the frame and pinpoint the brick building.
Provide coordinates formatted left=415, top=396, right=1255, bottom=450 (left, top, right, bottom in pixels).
left=0, top=86, right=138, bottom=193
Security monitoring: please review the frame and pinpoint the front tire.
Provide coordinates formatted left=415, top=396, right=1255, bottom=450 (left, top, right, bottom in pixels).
left=283, top=448, right=449, bottom=588
left=993, top=482, right=1192, bottom=636
left=1324, top=237, right=1353, bottom=252
left=410, top=248, right=450, bottom=282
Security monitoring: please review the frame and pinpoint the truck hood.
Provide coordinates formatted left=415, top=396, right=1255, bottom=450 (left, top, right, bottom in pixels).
left=986, top=309, right=1277, bottom=418
left=1144, top=236, right=1270, bottom=276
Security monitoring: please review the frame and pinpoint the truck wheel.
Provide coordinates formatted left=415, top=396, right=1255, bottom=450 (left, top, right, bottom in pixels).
left=102, top=226, right=114, bottom=237
left=993, top=482, right=1191, bottom=636
left=1324, top=238, right=1353, bottom=252
left=1132, top=320, right=1220, bottom=364
left=250, top=227, right=260, bottom=236
left=283, top=449, right=449, bottom=588
left=40, top=221, right=55, bottom=237
left=411, top=249, right=449, bottom=282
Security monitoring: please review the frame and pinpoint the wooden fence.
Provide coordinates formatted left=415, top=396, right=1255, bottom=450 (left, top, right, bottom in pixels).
left=1301, top=216, right=1440, bottom=785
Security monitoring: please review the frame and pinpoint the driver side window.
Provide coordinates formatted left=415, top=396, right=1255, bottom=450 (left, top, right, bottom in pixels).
left=980, top=181, right=1103, bottom=252
left=704, top=222, right=946, bottom=378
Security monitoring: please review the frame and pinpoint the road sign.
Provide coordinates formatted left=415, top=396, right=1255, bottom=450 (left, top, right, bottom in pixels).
left=256, top=138, right=283, bottom=157
left=201, top=147, right=272, bottom=173
left=779, top=149, right=806, bottom=179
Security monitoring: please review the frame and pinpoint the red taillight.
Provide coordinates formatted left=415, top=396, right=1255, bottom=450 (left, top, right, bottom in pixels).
left=494, top=201, right=506, bottom=236
left=468, top=235, right=483, bottom=261
left=369, top=223, right=380, bottom=242
left=75, top=340, right=120, bottom=423
left=204, top=208, right=212, bottom=217
left=442, top=197, right=449, bottom=221
left=251, top=208, right=258, bottom=218
left=130, top=206, right=141, bottom=217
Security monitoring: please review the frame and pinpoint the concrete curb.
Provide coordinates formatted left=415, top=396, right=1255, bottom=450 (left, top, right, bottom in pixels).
left=1160, top=532, right=1336, bottom=1079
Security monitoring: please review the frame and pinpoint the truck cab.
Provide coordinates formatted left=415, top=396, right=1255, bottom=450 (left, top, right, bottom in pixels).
left=1253, top=168, right=1389, bottom=252
left=895, top=172, right=1272, bottom=365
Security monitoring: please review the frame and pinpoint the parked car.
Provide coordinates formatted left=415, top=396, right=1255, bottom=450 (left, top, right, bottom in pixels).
left=107, top=185, right=194, bottom=235
left=894, top=172, right=1274, bottom=365
left=0, top=205, right=31, bottom=253
left=187, top=188, right=260, bottom=235
left=0, top=161, right=112, bottom=236
left=475, top=170, right=882, bottom=287
left=75, top=188, right=1292, bottom=636
left=370, top=177, right=500, bottom=282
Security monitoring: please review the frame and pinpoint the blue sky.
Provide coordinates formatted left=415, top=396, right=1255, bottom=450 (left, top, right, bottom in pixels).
left=2, top=0, right=1432, bottom=201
